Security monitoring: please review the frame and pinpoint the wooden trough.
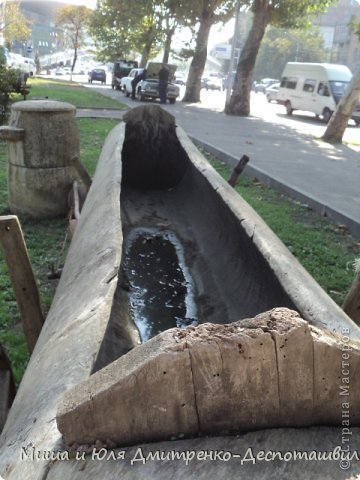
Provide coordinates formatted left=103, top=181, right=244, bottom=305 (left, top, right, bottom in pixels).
left=0, top=105, right=360, bottom=480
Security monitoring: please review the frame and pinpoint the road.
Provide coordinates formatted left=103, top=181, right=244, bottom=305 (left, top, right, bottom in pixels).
left=79, top=77, right=359, bottom=149
left=76, top=77, right=360, bottom=238
left=187, top=87, right=360, bottom=149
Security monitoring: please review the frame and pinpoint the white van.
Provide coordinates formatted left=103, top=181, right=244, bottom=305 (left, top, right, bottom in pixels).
left=277, top=62, right=360, bottom=125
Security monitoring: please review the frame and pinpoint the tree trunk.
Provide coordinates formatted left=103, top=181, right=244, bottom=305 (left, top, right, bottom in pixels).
left=225, top=0, right=271, bottom=116
left=322, top=70, right=360, bottom=143
left=182, top=16, right=213, bottom=103
left=162, top=27, right=175, bottom=64
left=71, top=31, right=79, bottom=81
left=71, top=47, right=77, bottom=79
left=140, top=26, right=155, bottom=68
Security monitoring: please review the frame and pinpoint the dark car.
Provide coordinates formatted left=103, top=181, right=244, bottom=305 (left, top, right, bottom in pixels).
left=112, top=59, right=138, bottom=90
left=201, top=76, right=222, bottom=91
left=88, top=68, right=106, bottom=84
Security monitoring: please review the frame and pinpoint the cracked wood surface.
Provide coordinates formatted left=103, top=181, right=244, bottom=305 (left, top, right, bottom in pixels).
left=57, top=308, right=360, bottom=448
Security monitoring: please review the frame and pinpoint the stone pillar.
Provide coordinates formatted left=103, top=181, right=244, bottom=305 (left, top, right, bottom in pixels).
left=0, top=100, right=83, bottom=218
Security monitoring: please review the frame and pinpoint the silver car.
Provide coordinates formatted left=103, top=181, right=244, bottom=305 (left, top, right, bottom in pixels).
left=265, top=82, right=280, bottom=103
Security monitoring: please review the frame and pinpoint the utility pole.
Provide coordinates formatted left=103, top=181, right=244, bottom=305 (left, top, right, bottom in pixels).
left=226, top=1, right=241, bottom=105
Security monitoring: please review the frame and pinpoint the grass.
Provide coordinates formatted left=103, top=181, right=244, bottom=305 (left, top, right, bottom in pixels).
left=26, top=77, right=127, bottom=109
left=0, top=78, right=359, bottom=386
left=0, top=113, right=119, bottom=385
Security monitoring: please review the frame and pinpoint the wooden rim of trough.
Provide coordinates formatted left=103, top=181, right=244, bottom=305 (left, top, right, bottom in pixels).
left=0, top=107, right=359, bottom=479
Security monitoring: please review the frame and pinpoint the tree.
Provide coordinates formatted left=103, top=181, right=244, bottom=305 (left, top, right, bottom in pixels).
left=34, top=50, right=41, bottom=75
left=89, top=0, right=163, bottom=66
left=0, top=0, right=31, bottom=50
left=253, top=26, right=326, bottom=81
left=160, top=0, right=187, bottom=63
left=182, top=0, right=237, bottom=103
left=56, top=5, right=91, bottom=76
left=321, top=18, right=360, bottom=143
left=321, top=69, right=360, bottom=143
left=0, top=62, right=23, bottom=123
left=225, top=0, right=334, bottom=116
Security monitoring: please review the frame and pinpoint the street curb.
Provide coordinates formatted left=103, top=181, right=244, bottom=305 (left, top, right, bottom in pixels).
left=190, top=136, right=360, bottom=240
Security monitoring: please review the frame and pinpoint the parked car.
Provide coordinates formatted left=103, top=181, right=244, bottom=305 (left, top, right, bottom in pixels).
left=265, top=82, right=280, bottom=103
left=88, top=68, right=106, bottom=84
left=201, top=77, right=209, bottom=89
left=121, top=63, right=180, bottom=103
left=174, top=73, right=186, bottom=85
left=254, top=78, right=279, bottom=93
left=112, top=59, right=138, bottom=90
left=55, top=67, right=71, bottom=76
left=204, top=77, right=222, bottom=91
left=120, top=68, right=146, bottom=96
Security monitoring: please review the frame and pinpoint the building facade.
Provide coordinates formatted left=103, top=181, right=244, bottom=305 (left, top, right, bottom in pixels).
left=315, top=0, right=360, bottom=71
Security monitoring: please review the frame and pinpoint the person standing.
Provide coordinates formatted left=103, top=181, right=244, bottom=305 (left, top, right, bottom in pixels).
left=158, top=64, right=169, bottom=104
left=131, top=69, right=147, bottom=100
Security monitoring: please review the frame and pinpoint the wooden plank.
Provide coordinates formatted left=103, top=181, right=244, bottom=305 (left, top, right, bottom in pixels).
left=0, top=215, right=44, bottom=353
left=228, top=154, right=250, bottom=187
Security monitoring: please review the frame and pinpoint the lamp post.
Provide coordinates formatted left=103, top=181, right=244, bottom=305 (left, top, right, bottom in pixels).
left=284, top=31, right=302, bottom=62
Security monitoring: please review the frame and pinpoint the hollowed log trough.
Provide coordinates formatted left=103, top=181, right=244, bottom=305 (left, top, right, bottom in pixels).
left=1, top=105, right=360, bottom=480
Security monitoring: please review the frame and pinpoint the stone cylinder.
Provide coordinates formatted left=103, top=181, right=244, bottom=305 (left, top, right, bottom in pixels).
left=5, top=100, right=81, bottom=218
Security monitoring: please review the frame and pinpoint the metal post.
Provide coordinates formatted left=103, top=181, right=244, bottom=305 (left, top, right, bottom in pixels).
left=226, top=1, right=241, bottom=105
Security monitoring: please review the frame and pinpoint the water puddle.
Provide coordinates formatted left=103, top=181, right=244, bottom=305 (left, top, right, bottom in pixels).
left=123, top=227, right=198, bottom=342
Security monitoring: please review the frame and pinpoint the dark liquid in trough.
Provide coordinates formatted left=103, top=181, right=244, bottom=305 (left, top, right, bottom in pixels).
left=123, top=228, right=198, bottom=342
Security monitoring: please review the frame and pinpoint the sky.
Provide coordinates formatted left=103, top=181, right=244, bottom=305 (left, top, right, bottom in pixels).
left=17, top=0, right=97, bottom=7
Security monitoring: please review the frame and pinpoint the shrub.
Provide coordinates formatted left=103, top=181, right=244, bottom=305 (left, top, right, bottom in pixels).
left=0, top=64, right=24, bottom=123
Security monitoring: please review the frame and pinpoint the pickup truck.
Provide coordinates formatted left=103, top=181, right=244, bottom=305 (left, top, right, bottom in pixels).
left=120, top=63, right=180, bottom=104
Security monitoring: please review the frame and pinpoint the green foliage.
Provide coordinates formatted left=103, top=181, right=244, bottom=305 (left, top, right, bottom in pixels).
left=0, top=66, right=24, bottom=122
left=89, top=0, right=163, bottom=63
left=181, top=0, right=237, bottom=24
left=254, top=26, right=327, bottom=80
left=0, top=0, right=31, bottom=48
left=349, top=16, right=360, bottom=40
left=266, top=0, right=334, bottom=29
left=89, top=0, right=237, bottom=64
left=56, top=5, right=92, bottom=71
left=0, top=47, right=6, bottom=66
left=227, top=0, right=336, bottom=115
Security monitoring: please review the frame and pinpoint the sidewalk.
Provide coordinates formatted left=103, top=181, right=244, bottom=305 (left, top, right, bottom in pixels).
left=78, top=91, right=360, bottom=239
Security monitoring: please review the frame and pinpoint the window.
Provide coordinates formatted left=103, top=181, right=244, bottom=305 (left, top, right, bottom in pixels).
left=280, top=76, right=297, bottom=89
left=317, top=82, right=330, bottom=96
left=303, top=79, right=316, bottom=93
